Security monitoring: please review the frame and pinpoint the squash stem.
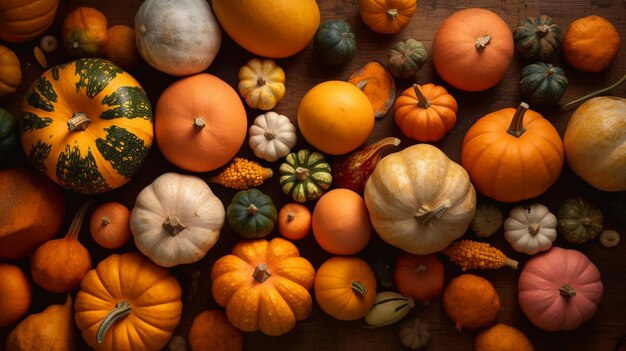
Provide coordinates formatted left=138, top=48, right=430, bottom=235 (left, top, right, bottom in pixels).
left=67, top=112, right=91, bottom=131
left=535, top=24, right=551, bottom=37
left=97, top=301, right=132, bottom=343
left=387, top=8, right=398, bottom=18
left=264, top=129, right=277, bottom=140
left=194, top=116, right=206, bottom=129
left=351, top=281, right=368, bottom=295
left=559, top=284, right=577, bottom=297
left=414, top=201, right=451, bottom=224
left=295, top=167, right=310, bottom=181
left=247, top=204, right=259, bottom=216
left=412, top=84, right=432, bottom=109
left=101, top=216, right=111, bottom=226
left=287, top=212, right=296, bottom=222
left=474, top=35, right=492, bottom=49
left=414, top=264, right=427, bottom=273
left=163, top=215, right=186, bottom=236
left=561, top=72, right=626, bottom=110
left=257, top=76, right=266, bottom=86
left=528, top=223, right=541, bottom=236
left=506, top=102, right=529, bottom=138
left=66, top=200, right=97, bottom=241
left=253, top=263, right=272, bottom=283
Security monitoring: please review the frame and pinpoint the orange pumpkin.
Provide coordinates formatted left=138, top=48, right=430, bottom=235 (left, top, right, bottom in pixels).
left=0, top=45, right=22, bottom=101
left=105, top=25, right=142, bottom=71
left=210, top=237, right=316, bottom=336
left=155, top=73, right=247, bottom=172
left=188, top=309, right=243, bottom=351
left=394, top=83, right=458, bottom=142
left=432, top=8, right=514, bottom=92
left=0, top=0, right=60, bottom=43
left=394, top=253, right=445, bottom=301
left=62, top=6, right=109, bottom=57
left=563, top=15, right=621, bottom=72
left=358, top=0, right=417, bottom=34
left=277, top=203, right=312, bottom=241
left=461, top=103, right=564, bottom=203
left=0, top=263, right=32, bottom=327
left=89, top=201, right=132, bottom=249
left=314, top=256, right=377, bottom=320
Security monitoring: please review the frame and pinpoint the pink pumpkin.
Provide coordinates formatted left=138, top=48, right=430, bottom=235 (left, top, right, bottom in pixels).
left=518, top=247, right=603, bottom=331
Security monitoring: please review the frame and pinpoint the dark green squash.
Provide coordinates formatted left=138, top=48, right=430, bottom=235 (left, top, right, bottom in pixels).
left=0, top=107, right=18, bottom=160
left=313, top=20, right=357, bottom=65
left=557, top=197, right=603, bottom=244
left=520, top=62, right=568, bottom=105
left=387, top=39, right=428, bottom=79
left=227, top=188, right=277, bottom=239
left=279, top=149, right=332, bottom=203
left=513, top=15, right=564, bottom=62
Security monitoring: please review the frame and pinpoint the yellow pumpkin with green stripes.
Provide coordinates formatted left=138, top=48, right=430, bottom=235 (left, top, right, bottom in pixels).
left=20, top=58, right=153, bottom=194
left=279, top=149, right=332, bottom=203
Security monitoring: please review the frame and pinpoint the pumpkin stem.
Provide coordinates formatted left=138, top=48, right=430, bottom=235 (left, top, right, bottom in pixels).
left=582, top=216, right=592, bottom=226
left=264, top=129, right=277, bottom=140
left=506, top=102, right=529, bottom=138
left=287, top=212, right=296, bottom=222
left=415, top=264, right=427, bottom=273
left=257, top=76, right=266, bottom=86
left=295, top=167, right=310, bottom=181
left=67, top=112, right=91, bottom=131
left=194, top=116, right=206, bottom=129
left=535, top=24, right=551, bottom=37
left=474, top=34, right=492, bottom=49
left=387, top=8, right=398, bottom=18
left=561, top=72, right=626, bottom=110
left=351, top=281, right=368, bottom=295
left=559, top=284, right=577, bottom=297
left=528, top=223, right=541, bottom=236
left=163, top=215, right=186, bottom=236
left=412, top=84, right=432, bottom=109
left=252, top=263, right=272, bottom=283
left=101, top=216, right=111, bottom=226
left=247, top=204, right=259, bottom=216
left=414, top=200, right=451, bottom=224
left=66, top=200, right=97, bottom=241
left=97, top=301, right=132, bottom=343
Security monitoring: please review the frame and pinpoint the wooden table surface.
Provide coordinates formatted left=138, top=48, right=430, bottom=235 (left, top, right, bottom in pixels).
left=1, top=1, right=626, bottom=350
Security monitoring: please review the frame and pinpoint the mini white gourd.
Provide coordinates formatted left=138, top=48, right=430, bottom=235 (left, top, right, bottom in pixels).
left=249, top=112, right=297, bottom=162
left=504, top=203, right=557, bottom=255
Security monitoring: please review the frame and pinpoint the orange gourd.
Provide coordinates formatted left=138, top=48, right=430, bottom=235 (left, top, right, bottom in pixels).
left=394, top=83, right=458, bottom=142
left=394, top=253, right=444, bottom=301
left=314, top=256, right=377, bottom=320
left=277, top=203, right=312, bottom=241
left=0, top=264, right=32, bottom=327
left=461, top=103, right=564, bottom=203
left=0, top=0, right=60, bottom=43
left=358, top=0, right=417, bottom=34
left=563, top=15, right=621, bottom=72
left=312, top=188, right=372, bottom=255
left=188, top=309, right=243, bottom=351
left=210, top=237, right=316, bottom=336
left=105, top=25, right=142, bottom=71
left=0, top=45, right=22, bottom=101
left=62, top=7, right=109, bottom=57
left=432, top=8, right=514, bottom=92
left=155, top=73, right=247, bottom=172
left=89, top=201, right=131, bottom=249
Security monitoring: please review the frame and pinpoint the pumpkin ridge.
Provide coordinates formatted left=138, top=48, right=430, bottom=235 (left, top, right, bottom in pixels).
left=100, top=86, right=152, bottom=120
left=95, top=125, right=151, bottom=178
left=74, top=59, right=124, bottom=99
left=26, top=76, right=57, bottom=112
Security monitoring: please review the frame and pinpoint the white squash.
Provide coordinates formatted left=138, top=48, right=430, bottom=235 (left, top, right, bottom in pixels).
left=130, top=172, right=225, bottom=267
left=504, top=204, right=557, bottom=255
left=364, top=291, right=415, bottom=327
left=135, top=0, right=221, bottom=76
left=249, top=112, right=297, bottom=162
left=399, top=317, right=431, bottom=350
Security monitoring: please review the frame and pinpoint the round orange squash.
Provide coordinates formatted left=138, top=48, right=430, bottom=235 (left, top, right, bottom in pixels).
left=298, top=80, right=375, bottom=155
left=358, top=0, right=417, bottom=34
left=62, top=6, right=109, bottom=57
left=0, top=0, right=60, bottom=43
left=105, top=25, right=142, bottom=71
left=563, top=15, right=621, bottom=72
left=0, top=263, right=32, bottom=327
left=278, top=203, right=312, bottom=241
left=211, top=0, right=320, bottom=58
left=89, top=201, right=132, bottom=249
left=0, top=45, right=22, bottom=101
left=155, top=73, right=247, bottom=172
left=432, top=8, right=514, bottom=92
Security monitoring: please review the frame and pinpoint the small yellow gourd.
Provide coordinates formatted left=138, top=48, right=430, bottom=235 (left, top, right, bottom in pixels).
left=442, top=240, right=518, bottom=271
left=208, top=158, right=273, bottom=190
left=364, top=291, right=415, bottom=327
left=238, top=58, right=286, bottom=110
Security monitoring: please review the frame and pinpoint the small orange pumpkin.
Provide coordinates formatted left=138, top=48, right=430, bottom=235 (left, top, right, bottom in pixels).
left=0, top=45, right=22, bottom=101
left=89, top=201, right=131, bottom=249
left=394, top=253, right=445, bottom=301
left=358, top=0, right=417, bottom=34
left=62, top=6, right=109, bottom=57
left=0, top=263, right=32, bottom=327
left=563, top=15, right=621, bottom=72
left=105, top=25, right=142, bottom=71
left=394, top=83, right=458, bottom=142
left=188, top=309, right=243, bottom=351
left=277, top=203, right=312, bottom=241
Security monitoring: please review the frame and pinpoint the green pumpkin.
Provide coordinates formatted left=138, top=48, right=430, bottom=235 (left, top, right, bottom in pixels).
left=513, top=15, right=563, bottom=62
left=313, top=19, right=357, bottom=65
left=227, top=188, right=277, bottom=239
left=0, top=107, right=18, bottom=159
left=279, top=149, right=332, bottom=203
left=387, top=39, right=428, bottom=79
left=557, top=197, right=603, bottom=244
left=520, top=62, right=568, bottom=105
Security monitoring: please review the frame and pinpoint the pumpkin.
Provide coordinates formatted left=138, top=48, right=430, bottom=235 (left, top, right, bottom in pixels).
left=563, top=97, right=626, bottom=191
left=312, top=188, right=372, bottom=255
left=314, top=256, right=377, bottom=320
left=20, top=58, right=153, bottom=194
left=0, top=45, right=22, bottom=101
left=297, top=80, right=375, bottom=155
left=518, top=247, right=603, bottom=331
left=0, top=107, right=18, bottom=160
left=520, top=62, right=568, bottom=105
left=6, top=294, right=73, bottom=351
left=563, top=15, right=621, bottom=72
left=394, top=83, right=458, bottom=142
left=277, top=203, right=312, bottom=241
left=461, top=103, right=564, bottom=202
left=155, top=73, right=247, bottom=172
left=75, top=253, right=183, bottom=351
left=314, top=20, right=357, bottom=65
left=0, top=263, right=32, bottom=327
left=0, top=167, right=65, bottom=260
left=432, top=8, right=514, bottom=92
left=443, top=274, right=501, bottom=331
left=504, top=204, right=558, bottom=255
left=62, top=7, right=108, bottom=57
left=364, top=291, right=415, bottom=327
left=394, top=253, right=444, bottom=301
left=188, top=309, right=243, bottom=351
left=227, top=188, right=277, bottom=239
left=238, top=58, right=285, bottom=110
left=358, top=0, right=417, bottom=34
left=211, top=0, right=320, bottom=58
left=279, top=149, right=332, bottom=203
left=105, top=25, right=142, bottom=71
left=136, top=0, right=222, bottom=76
left=513, top=15, right=564, bottom=61
left=364, top=143, right=476, bottom=255
left=89, top=201, right=131, bottom=249
left=474, top=323, right=535, bottom=351
left=210, top=237, right=316, bottom=336
left=471, top=202, right=504, bottom=238
left=249, top=112, right=296, bottom=162
left=347, top=61, right=395, bottom=118
left=0, top=0, right=60, bottom=43
left=399, top=317, right=431, bottom=350
left=130, top=172, right=225, bottom=267
left=387, top=39, right=428, bottom=79
left=557, top=197, right=603, bottom=245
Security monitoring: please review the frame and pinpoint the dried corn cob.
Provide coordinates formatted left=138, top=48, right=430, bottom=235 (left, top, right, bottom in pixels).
left=208, top=158, right=273, bottom=190
left=442, top=239, right=518, bottom=271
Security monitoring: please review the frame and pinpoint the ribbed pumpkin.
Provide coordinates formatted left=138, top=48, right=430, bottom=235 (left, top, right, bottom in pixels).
left=0, top=0, right=60, bottom=43
left=227, top=189, right=277, bottom=239
left=358, top=0, right=417, bottom=34
left=314, top=20, right=357, bottom=65
left=0, top=45, right=22, bottom=101
left=20, top=58, right=153, bottom=195
left=557, top=197, right=603, bottom=245
left=62, top=6, right=108, bottom=57
left=461, top=103, right=564, bottom=203
left=387, top=39, right=428, bottom=79
left=513, top=15, right=564, bottom=61
left=520, top=62, right=568, bottom=105
left=279, top=149, right=332, bottom=203
left=74, top=253, right=183, bottom=351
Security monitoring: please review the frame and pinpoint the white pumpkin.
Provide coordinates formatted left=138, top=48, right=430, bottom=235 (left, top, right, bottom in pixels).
left=504, top=204, right=557, bottom=255
left=130, top=172, right=225, bottom=267
left=135, top=0, right=221, bottom=76
left=249, top=112, right=297, bottom=162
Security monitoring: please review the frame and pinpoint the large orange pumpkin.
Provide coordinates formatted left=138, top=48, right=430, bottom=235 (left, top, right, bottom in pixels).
left=432, top=8, right=514, bottom=92
left=0, top=0, right=60, bottom=43
left=155, top=73, right=247, bottom=172
left=461, top=103, right=563, bottom=203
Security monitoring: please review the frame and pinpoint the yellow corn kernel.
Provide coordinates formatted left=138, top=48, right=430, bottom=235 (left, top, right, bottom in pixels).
left=208, top=158, right=273, bottom=190
left=442, top=240, right=518, bottom=271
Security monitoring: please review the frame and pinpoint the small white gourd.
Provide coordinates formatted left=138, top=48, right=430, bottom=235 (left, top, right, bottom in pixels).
left=398, top=317, right=431, bottom=350
left=504, top=204, right=557, bottom=255
left=249, top=112, right=297, bottom=162
left=364, top=291, right=415, bottom=327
